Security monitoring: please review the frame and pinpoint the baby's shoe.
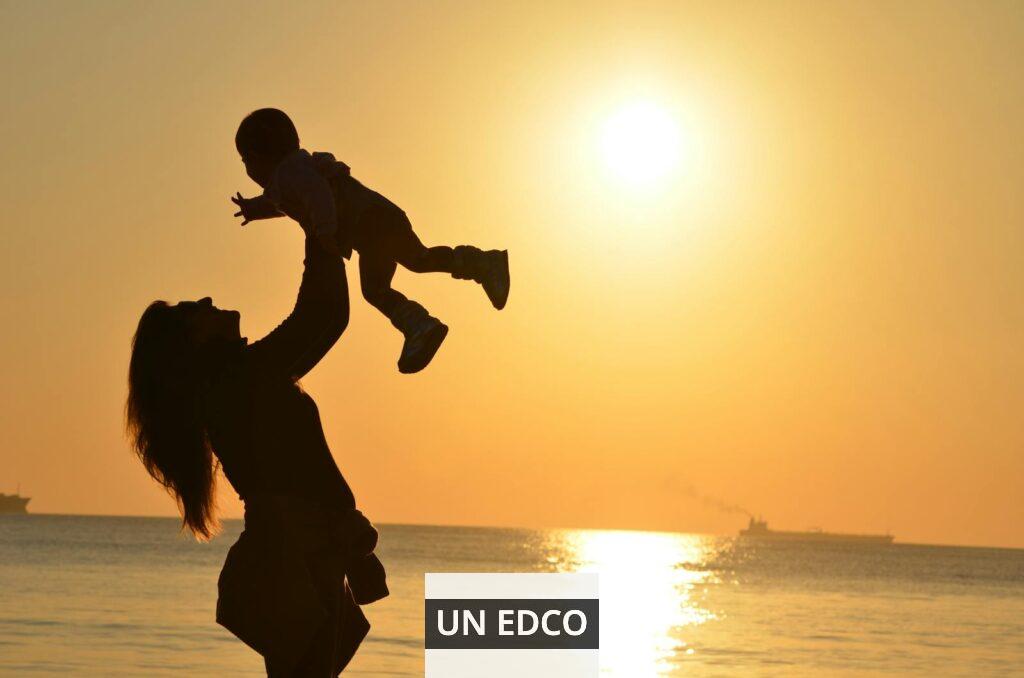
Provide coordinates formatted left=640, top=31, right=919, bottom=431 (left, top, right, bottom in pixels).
left=391, top=301, right=448, bottom=374
left=452, top=246, right=510, bottom=310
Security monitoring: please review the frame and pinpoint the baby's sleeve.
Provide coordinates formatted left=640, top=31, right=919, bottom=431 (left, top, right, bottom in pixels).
left=277, top=157, right=338, bottom=238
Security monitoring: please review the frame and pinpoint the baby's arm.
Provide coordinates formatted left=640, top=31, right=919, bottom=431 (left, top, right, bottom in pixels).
left=231, top=192, right=283, bottom=226
left=280, top=160, right=343, bottom=258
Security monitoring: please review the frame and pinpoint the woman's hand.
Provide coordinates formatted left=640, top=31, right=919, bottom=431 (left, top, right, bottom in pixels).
left=316, top=231, right=343, bottom=259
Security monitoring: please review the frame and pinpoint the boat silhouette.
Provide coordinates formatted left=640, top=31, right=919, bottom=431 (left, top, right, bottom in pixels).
left=0, top=488, right=30, bottom=514
left=739, top=516, right=893, bottom=545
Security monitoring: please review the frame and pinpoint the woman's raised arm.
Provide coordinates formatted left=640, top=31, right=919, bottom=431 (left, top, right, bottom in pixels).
left=246, top=237, right=349, bottom=380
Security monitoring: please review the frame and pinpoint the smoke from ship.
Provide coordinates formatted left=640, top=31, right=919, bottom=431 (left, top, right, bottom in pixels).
left=679, top=483, right=752, bottom=517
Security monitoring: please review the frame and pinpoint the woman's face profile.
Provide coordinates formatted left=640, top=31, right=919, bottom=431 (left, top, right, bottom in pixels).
left=177, top=297, right=241, bottom=346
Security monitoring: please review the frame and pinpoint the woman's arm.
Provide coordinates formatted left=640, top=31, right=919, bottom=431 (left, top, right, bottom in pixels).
left=246, top=236, right=349, bottom=380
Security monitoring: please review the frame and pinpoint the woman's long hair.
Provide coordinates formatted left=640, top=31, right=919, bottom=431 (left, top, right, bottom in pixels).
left=126, top=301, right=221, bottom=540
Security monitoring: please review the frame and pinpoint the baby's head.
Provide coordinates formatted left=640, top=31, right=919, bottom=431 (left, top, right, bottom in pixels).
left=235, top=108, right=300, bottom=187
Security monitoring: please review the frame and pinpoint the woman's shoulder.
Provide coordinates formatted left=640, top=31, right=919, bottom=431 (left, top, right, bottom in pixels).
left=203, top=359, right=249, bottom=420
left=205, top=347, right=271, bottom=403
left=204, top=347, right=301, bottom=408
left=226, top=348, right=304, bottom=395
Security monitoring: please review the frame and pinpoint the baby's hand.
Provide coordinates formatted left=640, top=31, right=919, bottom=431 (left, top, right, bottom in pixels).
left=231, top=192, right=260, bottom=226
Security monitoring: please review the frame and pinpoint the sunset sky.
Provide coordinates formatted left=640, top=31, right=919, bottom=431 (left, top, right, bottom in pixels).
left=2, top=0, right=1022, bottom=548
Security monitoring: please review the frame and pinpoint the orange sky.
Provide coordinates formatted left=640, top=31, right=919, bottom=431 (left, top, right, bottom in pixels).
left=2, top=1, right=1022, bottom=548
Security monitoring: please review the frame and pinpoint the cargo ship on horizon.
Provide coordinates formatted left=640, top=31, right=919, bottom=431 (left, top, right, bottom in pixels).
left=0, top=491, right=30, bottom=514
left=739, top=517, right=893, bottom=545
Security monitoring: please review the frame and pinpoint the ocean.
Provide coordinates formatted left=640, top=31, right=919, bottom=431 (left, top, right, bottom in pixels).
left=1, top=515, right=1021, bottom=676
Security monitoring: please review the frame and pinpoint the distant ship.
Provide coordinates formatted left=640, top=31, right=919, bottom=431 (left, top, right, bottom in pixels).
left=0, top=491, right=30, bottom=514
left=739, top=517, right=893, bottom=545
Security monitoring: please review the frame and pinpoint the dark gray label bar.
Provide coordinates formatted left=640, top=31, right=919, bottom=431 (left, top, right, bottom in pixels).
left=425, top=599, right=600, bottom=649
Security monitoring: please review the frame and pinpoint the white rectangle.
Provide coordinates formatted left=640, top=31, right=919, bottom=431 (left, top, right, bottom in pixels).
left=425, top=572, right=599, bottom=599
left=426, top=649, right=599, bottom=678
left=424, top=573, right=599, bottom=677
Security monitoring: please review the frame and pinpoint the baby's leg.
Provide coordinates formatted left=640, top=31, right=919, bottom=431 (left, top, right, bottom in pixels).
left=386, top=216, right=456, bottom=274
left=385, top=212, right=510, bottom=309
left=358, top=254, right=407, bottom=317
left=359, top=251, right=448, bottom=374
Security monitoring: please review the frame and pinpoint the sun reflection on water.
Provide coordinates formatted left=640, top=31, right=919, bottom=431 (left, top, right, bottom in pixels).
left=541, top=529, right=724, bottom=675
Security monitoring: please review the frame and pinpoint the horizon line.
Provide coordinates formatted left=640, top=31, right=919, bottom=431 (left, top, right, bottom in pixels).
left=7, top=511, right=1023, bottom=552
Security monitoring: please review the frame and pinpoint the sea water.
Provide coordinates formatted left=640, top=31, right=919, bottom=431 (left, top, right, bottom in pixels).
left=1, top=515, right=1021, bottom=676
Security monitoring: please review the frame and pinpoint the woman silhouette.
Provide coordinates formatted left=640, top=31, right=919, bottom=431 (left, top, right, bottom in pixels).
left=127, top=235, right=386, bottom=676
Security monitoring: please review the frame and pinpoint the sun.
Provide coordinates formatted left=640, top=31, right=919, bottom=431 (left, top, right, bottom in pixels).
left=601, top=101, right=681, bottom=188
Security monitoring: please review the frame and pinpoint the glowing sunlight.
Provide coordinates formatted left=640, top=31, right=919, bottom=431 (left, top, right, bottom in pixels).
left=601, top=101, right=682, bottom=189
left=546, top=529, right=719, bottom=675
